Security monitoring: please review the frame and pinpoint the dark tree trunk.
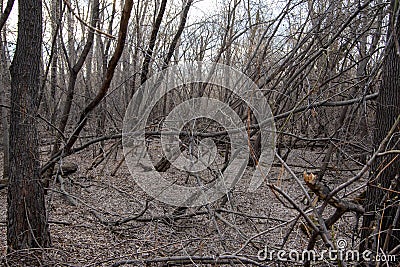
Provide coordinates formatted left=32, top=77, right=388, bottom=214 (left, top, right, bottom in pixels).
left=7, top=0, right=51, bottom=251
left=360, top=0, right=400, bottom=262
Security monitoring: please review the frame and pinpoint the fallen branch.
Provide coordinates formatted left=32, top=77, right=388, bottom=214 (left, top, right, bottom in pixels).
left=303, top=172, right=364, bottom=214
left=111, top=255, right=267, bottom=267
left=40, top=92, right=379, bottom=174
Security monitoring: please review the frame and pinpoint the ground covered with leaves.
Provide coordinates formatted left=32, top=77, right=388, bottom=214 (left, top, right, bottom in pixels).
left=0, top=143, right=365, bottom=266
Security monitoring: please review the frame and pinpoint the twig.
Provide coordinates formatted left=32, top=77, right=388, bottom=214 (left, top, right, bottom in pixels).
left=111, top=254, right=267, bottom=267
left=326, top=115, right=400, bottom=201
left=62, top=0, right=115, bottom=39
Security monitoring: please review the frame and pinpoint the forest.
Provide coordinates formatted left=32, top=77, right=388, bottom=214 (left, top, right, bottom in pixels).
left=0, top=0, right=399, bottom=266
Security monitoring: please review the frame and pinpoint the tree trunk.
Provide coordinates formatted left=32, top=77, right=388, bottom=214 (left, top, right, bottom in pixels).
left=7, top=0, right=51, bottom=251
left=56, top=0, right=99, bottom=148
left=0, top=19, right=10, bottom=179
left=360, top=0, right=400, bottom=261
left=49, top=0, right=60, bottom=126
left=138, top=0, right=168, bottom=88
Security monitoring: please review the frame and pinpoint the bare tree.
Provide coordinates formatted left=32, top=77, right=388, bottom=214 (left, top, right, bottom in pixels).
left=7, top=0, right=51, bottom=251
left=4, top=0, right=400, bottom=265
left=360, top=0, right=400, bottom=260
left=54, top=0, right=100, bottom=154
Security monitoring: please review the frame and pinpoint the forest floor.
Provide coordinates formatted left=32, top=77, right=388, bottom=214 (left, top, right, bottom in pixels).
left=0, top=142, right=365, bottom=266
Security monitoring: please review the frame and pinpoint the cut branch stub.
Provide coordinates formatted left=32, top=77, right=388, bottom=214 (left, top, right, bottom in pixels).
left=303, top=171, right=364, bottom=214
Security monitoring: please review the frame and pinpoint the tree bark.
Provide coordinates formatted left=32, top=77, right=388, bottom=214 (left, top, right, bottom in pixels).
left=360, top=0, right=400, bottom=260
left=7, top=0, right=51, bottom=250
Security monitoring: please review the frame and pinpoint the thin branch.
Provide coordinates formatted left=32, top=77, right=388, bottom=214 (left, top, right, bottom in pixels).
left=327, top=115, right=400, bottom=200
left=62, top=0, right=115, bottom=39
